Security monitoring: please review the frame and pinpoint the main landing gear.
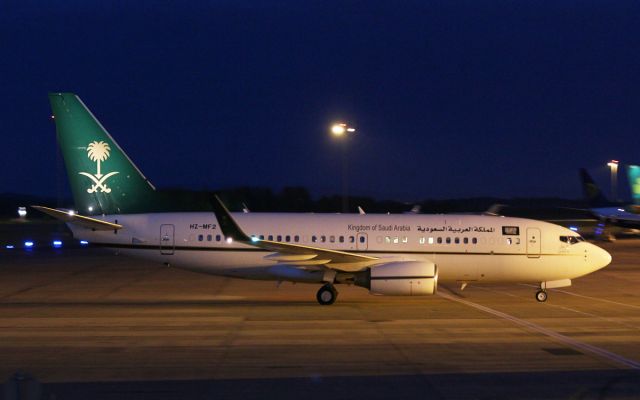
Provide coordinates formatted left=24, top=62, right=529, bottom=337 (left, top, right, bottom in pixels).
left=535, top=290, right=548, bottom=302
left=317, top=283, right=338, bottom=305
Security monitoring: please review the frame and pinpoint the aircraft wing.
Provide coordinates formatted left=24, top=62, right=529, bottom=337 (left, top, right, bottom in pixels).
left=31, top=206, right=123, bottom=231
left=211, top=196, right=379, bottom=272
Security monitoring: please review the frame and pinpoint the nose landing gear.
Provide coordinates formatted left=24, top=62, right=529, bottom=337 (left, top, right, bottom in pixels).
left=317, top=283, right=338, bottom=305
left=535, top=290, right=548, bottom=302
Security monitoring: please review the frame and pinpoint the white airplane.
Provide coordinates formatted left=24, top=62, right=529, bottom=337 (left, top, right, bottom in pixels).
left=35, top=93, right=612, bottom=305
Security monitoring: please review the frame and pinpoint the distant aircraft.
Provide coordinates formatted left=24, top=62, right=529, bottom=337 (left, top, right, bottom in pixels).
left=580, top=167, right=640, bottom=233
left=35, top=93, right=611, bottom=304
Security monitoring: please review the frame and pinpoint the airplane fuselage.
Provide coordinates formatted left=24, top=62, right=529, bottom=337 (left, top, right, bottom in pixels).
left=69, top=212, right=610, bottom=286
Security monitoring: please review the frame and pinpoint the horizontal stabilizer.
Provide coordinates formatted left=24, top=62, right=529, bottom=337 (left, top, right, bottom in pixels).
left=31, top=206, right=122, bottom=231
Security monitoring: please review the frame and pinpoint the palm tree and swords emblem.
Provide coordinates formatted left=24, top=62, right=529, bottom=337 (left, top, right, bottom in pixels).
left=78, top=141, right=119, bottom=193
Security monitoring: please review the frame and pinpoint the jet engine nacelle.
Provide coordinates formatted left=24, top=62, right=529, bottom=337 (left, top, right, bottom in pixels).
left=368, top=261, right=438, bottom=296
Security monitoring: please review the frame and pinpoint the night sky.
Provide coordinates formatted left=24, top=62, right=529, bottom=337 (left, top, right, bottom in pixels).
left=2, top=1, right=640, bottom=202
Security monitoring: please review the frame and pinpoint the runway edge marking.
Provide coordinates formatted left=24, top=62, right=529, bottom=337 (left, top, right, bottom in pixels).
left=438, top=292, right=640, bottom=370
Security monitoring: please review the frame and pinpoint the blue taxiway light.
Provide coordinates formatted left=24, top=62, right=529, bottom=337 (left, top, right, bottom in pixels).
left=53, top=240, right=63, bottom=248
left=80, top=240, right=89, bottom=245
left=24, top=241, right=34, bottom=248
left=5, top=245, right=15, bottom=249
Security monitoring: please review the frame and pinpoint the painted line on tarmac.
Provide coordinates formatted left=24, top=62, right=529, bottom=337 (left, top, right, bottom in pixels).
left=520, top=284, right=640, bottom=310
left=473, top=286, right=640, bottom=330
left=438, top=291, right=640, bottom=370
left=552, top=289, right=640, bottom=310
left=549, top=304, right=640, bottom=330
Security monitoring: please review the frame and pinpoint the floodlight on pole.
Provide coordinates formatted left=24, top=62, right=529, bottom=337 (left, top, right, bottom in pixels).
left=607, top=160, right=619, bottom=201
left=331, top=123, right=346, bottom=136
left=330, top=122, right=356, bottom=212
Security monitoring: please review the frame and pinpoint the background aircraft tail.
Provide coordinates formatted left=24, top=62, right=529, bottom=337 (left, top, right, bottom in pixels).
left=627, top=165, right=640, bottom=205
left=49, top=93, right=160, bottom=215
left=579, top=168, right=615, bottom=208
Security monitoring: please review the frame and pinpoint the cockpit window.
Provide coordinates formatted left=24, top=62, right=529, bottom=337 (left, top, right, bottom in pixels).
left=559, top=235, right=583, bottom=245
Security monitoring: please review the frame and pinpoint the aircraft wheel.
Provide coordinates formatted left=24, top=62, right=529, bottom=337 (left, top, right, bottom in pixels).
left=535, top=290, right=548, bottom=303
left=317, top=284, right=338, bottom=305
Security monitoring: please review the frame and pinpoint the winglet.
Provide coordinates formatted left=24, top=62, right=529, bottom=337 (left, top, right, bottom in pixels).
left=211, top=195, right=251, bottom=242
left=32, top=206, right=122, bottom=231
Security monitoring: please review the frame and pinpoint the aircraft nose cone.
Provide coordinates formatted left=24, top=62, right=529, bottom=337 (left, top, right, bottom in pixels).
left=592, top=245, right=612, bottom=271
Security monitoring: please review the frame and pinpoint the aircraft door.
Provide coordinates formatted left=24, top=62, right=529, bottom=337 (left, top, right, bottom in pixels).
left=526, top=228, right=541, bottom=258
left=356, top=232, right=368, bottom=250
left=160, top=224, right=175, bottom=255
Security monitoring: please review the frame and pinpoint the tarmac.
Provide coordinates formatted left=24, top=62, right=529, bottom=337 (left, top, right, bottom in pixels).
left=1, top=235, right=639, bottom=399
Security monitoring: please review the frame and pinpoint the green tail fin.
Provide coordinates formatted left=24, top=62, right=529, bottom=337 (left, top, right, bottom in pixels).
left=49, top=93, right=158, bottom=215
left=628, top=165, right=640, bottom=205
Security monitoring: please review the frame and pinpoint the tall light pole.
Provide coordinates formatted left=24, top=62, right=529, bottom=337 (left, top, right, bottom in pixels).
left=607, top=160, right=619, bottom=202
left=331, top=123, right=356, bottom=213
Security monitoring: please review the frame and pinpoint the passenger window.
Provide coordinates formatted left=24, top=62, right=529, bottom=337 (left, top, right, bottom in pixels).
left=259, top=235, right=264, bottom=240
left=446, top=237, right=451, bottom=244
left=472, top=238, right=477, bottom=244
left=419, top=237, right=426, bottom=244
left=359, top=236, right=366, bottom=243
left=216, top=234, right=221, bottom=241
left=385, top=236, right=391, bottom=244
left=329, top=235, right=335, bottom=243
left=428, top=237, right=434, bottom=244
left=294, top=235, right=300, bottom=243
left=198, top=234, right=203, bottom=242
left=393, top=237, right=399, bottom=244
left=285, top=235, right=291, bottom=242
left=268, top=235, right=274, bottom=241
left=507, top=238, right=512, bottom=245
left=339, top=236, right=344, bottom=243
left=454, top=237, right=460, bottom=244
left=207, top=234, right=212, bottom=241
left=401, top=236, right=408, bottom=243
left=463, top=237, right=468, bottom=244
left=349, top=236, right=355, bottom=243
left=312, top=235, right=317, bottom=243
left=277, top=235, right=282, bottom=242
left=437, top=237, right=442, bottom=244
left=321, top=235, right=326, bottom=243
